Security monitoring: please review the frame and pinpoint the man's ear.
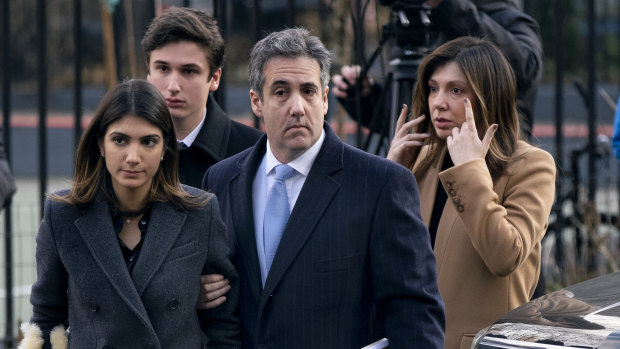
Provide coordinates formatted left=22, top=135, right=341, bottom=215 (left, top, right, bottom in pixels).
left=250, top=89, right=263, bottom=118
left=209, top=68, right=222, bottom=92
left=322, top=86, right=329, bottom=115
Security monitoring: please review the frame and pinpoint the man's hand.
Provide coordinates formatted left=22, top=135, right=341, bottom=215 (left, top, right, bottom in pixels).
left=196, top=274, right=231, bottom=310
left=331, top=65, right=374, bottom=99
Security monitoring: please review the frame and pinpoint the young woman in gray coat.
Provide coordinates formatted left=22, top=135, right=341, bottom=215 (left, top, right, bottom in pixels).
left=19, top=79, right=240, bottom=349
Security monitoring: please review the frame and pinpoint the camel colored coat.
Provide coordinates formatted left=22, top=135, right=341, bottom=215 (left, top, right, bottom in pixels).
left=414, top=141, right=556, bottom=349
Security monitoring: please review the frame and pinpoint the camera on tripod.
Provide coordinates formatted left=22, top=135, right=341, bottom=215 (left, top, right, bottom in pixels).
left=343, top=0, right=437, bottom=153
left=378, top=0, right=433, bottom=49
left=373, top=0, right=435, bottom=142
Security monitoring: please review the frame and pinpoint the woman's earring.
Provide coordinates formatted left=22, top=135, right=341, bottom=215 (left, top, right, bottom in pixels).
left=100, top=151, right=105, bottom=158
left=160, top=155, right=164, bottom=161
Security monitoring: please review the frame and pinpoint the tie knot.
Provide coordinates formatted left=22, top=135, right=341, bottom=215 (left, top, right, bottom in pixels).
left=274, top=164, right=296, bottom=181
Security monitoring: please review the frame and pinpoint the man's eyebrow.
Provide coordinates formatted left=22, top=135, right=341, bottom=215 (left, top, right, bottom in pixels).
left=151, top=60, right=202, bottom=70
left=181, top=63, right=202, bottom=70
left=270, top=80, right=318, bottom=87
left=301, top=82, right=319, bottom=89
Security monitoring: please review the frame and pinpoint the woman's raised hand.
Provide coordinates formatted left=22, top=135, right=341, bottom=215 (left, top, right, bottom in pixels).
left=387, top=105, right=430, bottom=166
left=446, top=98, right=498, bottom=166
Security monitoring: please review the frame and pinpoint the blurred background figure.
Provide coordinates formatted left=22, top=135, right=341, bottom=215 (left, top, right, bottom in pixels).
left=611, top=94, right=620, bottom=161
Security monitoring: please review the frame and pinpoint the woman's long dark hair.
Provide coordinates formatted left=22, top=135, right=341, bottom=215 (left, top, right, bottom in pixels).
left=408, top=37, right=522, bottom=181
left=50, top=79, right=207, bottom=208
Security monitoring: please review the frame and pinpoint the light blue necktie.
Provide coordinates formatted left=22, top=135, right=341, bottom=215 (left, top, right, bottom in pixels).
left=263, top=164, right=296, bottom=274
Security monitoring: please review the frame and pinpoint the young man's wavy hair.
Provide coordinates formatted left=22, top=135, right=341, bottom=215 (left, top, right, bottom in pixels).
left=141, top=7, right=225, bottom=78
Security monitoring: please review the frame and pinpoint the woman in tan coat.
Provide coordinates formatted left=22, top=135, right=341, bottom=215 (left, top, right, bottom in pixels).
left=388, top=37, right=555, bottom=349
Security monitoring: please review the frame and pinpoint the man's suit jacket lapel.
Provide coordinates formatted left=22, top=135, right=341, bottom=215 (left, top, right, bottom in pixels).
left=261, top=124, right=343, bottom=300
left=131, top=202, right=186, bottom=295
left=74, top=199, right=152, bottom=330
left=230, top=136, right=267, bottom=303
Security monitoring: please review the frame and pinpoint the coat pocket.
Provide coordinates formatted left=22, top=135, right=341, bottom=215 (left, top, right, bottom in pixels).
left=162, top=241, right=198, bottom=265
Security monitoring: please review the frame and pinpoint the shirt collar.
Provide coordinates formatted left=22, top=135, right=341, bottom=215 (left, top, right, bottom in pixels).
left=178, top=108, right=206, bottom=147
left=265, top=129, right=326, bottom=177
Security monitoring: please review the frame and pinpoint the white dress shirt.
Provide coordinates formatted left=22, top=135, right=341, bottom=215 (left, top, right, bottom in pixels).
left=253, top=130, right=326, bottom=285
left=177, top=108, right=206, bottom=147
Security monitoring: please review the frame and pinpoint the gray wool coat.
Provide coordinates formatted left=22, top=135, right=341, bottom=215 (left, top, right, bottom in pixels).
left=29, top=186, right=240, bottom=349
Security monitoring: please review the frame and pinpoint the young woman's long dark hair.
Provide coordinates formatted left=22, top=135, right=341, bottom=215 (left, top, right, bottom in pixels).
left=409, top=37, right=522, bottom=181
left=51, top=79, right=207, bottom=208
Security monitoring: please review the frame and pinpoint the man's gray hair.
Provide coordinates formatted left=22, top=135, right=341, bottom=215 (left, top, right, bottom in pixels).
left=249, top=27, right=333, bottom=99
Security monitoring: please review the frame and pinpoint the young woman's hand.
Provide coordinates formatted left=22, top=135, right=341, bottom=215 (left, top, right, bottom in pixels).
left=447, top=98, right=498, bottom=166
left=387, top=105, right=430, bottom=167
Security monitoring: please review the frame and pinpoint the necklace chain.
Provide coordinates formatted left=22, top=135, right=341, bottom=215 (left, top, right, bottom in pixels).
left=117, top=205, right=149, bottom=226
left=124, top=213, right=143, bottom=225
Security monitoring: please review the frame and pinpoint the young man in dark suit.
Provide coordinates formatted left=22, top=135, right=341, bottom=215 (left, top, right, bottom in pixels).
left=202, top=27, right=445, bottom=349
left=142, top=7, right=262, bottom=188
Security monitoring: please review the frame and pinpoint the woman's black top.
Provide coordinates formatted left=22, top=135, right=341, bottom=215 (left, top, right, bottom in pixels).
left=428, top=154, right=453, bottom=248
left=111, top=206, right=152, bottom=274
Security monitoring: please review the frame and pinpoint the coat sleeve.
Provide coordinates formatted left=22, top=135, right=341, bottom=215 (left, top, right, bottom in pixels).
left=438, top=148, right=556, bottom=276
left=29, top=199, right=68, bottom=349
left=198, top=196, right=241, bottom=348
left=370, top=166, right=445, bottom=349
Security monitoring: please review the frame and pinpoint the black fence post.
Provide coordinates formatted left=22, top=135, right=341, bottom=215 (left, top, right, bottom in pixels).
left=38, top=0, right=48, bottom=219
left=214, top=0, right=228, bottom=112
left=287, top=0, right=295, bottom=27
left=586, top=0, right=597, bottom=202
left=553, top=0, right=565, bottom=285
left=2, top=0, right=14, bottom=346
left=352, top=0, right=365, bottom=148
left=74, top=0, right=83, bottom=155
left=251, top=0, right=261, bottom=129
